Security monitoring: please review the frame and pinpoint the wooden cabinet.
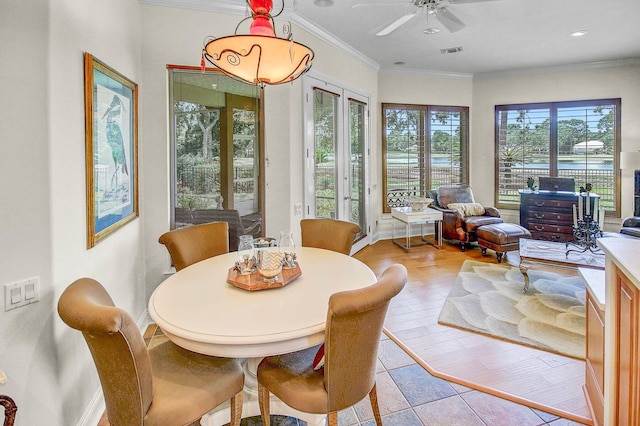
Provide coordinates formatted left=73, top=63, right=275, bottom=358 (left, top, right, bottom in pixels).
left=519, top=190, right=599, bottom=242
left=615, top=269, right=640, bottom=426
left=597, top=239, right=640, bottom=425
left=585, top=291, right=605, bottom=426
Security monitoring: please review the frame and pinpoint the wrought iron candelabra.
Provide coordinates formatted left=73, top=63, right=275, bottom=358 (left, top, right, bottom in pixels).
left=566, top=214, right=602, bottom=255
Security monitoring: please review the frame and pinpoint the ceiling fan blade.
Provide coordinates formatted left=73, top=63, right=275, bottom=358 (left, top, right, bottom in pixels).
left=376, top=11, right=419, bottom=36
left=436, top=8, right=465, bottom=32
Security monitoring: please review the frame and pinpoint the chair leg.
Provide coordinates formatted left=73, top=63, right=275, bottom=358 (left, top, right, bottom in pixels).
left=230, top=390, right=243, bottom=426
left=369, top=384, right=383, bottom=426
left=327, top=411, right=338, bottom=426
left=258, top=383, right=271, bottom=426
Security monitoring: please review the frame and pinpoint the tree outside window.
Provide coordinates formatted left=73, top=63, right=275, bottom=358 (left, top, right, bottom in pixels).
left=382, top=103, right=469, bottom=213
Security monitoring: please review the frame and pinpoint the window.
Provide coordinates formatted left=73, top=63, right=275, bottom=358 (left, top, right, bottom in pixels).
left=168, top=67, right=264, bottom=236
left=495, top=99, right=621, bottom=216
left=382, top=103, right=469, bottom=213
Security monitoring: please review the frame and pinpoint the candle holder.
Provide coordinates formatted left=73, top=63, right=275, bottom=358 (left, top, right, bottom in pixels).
left=566, top=214, right=602, bottom=255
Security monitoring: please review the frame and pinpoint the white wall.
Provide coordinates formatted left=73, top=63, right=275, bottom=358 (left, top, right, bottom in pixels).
left=0, top=1, right=55, bottom=425
left=472, top=64, right=640, bottom=227
left=376, top=72, right=474, bottom=236
left=1, top=0, right=143, bottom=424
left=376, top=65, right=640, bottom=231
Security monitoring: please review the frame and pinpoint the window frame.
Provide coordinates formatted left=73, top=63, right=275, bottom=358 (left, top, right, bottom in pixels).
left=494, top=98, right=621, bottom=217
left=167, top=65, right=265, bottom=232
left=382, top=103, right=469, bottom=213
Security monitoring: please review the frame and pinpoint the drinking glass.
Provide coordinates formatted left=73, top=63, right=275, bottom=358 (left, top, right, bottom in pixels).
left=236, top=235, right=256, bottom=275
left=278, top=230, right=296, bottom=269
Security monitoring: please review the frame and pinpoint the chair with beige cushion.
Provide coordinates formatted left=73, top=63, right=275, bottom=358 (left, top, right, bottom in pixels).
left=158, top=221, right=229, bottom=271
left=300, top=218, right=361, bottom=255
left=427, top=185, right=503, bottom=251
left=57, top=278, right=244, bottom=426
left=256, top=264, right=407, bottom=426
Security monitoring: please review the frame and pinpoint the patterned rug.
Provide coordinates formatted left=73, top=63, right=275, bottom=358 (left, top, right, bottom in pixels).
left=438, top=260, right=586, bottom=359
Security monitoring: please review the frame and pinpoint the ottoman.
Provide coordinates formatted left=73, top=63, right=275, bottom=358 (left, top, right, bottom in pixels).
left=476, top=223, right=531, bottom=263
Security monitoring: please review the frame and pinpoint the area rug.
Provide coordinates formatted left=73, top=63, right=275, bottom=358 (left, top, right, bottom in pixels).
left=437, top=260, right=586, bottom=359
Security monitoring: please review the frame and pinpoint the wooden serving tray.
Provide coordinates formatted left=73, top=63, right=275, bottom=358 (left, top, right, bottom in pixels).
left=227, top=264, right=302, bottom=291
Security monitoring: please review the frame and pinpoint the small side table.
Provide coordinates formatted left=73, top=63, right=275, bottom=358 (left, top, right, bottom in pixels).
left=391, top=206, right=443, bottom=252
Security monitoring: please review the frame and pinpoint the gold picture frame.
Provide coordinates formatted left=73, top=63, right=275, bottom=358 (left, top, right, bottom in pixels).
left=84, top=53, right=139, bottom=248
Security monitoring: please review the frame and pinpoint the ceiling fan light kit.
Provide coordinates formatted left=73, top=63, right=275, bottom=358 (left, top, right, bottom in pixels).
left=374, top=0, right=494, bottom=36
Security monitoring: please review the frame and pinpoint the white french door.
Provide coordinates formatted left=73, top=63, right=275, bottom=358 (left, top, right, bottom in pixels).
left=302, top=76, right=370, bottom=253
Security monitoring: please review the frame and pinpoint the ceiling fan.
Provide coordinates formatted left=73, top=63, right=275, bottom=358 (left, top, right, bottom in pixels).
left=354, top=0, right=495, bottom=36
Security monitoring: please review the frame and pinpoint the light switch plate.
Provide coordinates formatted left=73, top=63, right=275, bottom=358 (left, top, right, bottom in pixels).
left=4, top=277, right=39, bottom=311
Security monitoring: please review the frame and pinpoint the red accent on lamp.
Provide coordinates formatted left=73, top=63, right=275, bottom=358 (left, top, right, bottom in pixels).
left=250, top=0, right=272, bottom=15
left=250, top=15, right=275, bottom=37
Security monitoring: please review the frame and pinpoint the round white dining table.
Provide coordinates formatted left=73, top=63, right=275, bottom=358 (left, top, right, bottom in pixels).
left=148, top=246, right=377, bottom=425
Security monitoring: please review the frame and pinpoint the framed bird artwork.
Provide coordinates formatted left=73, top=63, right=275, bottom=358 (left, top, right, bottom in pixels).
left=84, top=53, right=139, bottom=248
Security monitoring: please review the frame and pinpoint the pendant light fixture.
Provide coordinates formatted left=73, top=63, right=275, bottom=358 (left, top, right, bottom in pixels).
left=202, top=0, right=314, bottom=86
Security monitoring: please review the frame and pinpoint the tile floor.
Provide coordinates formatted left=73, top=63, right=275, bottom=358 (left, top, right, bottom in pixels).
left=143, top=325, right=586, bottom=426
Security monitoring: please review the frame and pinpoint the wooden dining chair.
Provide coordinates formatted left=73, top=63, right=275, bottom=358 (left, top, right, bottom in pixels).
left=58, top=278, right=244, bottom=426
left=300, top=218, right=361, bottom=255
left=158, top=221, right=229, bottom=271
left=256, top=264, right=407, bottom=426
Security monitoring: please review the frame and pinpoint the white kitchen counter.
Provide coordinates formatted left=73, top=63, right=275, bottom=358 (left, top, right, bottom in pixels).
left=598, top=237, right=640, bottom=289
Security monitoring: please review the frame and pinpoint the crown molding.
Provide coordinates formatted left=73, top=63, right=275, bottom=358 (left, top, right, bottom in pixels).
left=140, top=0, right=381, bottom=72
left=139, top=1, right=639, bottom=80
left=379, top=67, right=473, bottom=80
left=139, top=0, right=245, bottom=15
left=473, top=58, right=640, bottom=80
left=286, top=12, right=381, bottom=72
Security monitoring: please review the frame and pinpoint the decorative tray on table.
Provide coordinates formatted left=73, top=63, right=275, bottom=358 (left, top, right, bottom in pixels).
left=227, top=264, right=302, bottom=291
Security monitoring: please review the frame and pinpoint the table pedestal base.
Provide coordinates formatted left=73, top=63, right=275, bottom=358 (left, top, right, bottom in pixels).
left=201, top=358, right=326, bottom=426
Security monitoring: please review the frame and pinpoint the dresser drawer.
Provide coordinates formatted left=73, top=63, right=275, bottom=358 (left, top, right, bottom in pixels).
left=530, top=231, right=574, bottom=242
left=527, top=209, right=573, bottom=223
left=528, top=221, right=574, bottom=235
left=525, top=197, right=575, bottom=209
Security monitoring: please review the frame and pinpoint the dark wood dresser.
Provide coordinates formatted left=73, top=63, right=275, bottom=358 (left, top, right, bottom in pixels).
left=519, top=190, right=599, bottom=242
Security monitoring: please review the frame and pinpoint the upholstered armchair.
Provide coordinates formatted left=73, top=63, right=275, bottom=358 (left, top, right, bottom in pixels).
left=620, top=216, right=640, bottom=238
left=427, top=185, right=503, bottom=251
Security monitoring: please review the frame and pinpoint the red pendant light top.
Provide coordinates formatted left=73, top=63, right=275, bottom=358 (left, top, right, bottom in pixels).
left=249, top=0, right=275, bottom=36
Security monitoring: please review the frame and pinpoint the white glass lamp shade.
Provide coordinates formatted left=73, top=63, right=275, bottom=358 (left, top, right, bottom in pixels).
left=204, top=35, right=314, bottom=86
